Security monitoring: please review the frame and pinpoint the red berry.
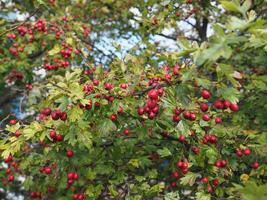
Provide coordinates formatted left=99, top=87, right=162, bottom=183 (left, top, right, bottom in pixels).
left=201, top=90, right=211, bottom=99
left=172, top=115, right=180, bottom=123
left=236, top=149, right=243, bottom=157
left=171, top=182, right=177, bottom=188
left=176, top=161, right=183, bottom=168
left=213, top=100, right=224, bottom=109
left=9, top=119, right=17, bottom=125
left=202, top=114, right=210, bottom=121
left=252, top=161, right=259, bottom=169
left=56, top=134, right=63, bottom=142
left=5, top=168, right=11, bottom=174
left=178, top=135, right=186, bottom=142
left=201, top=177, right=209, bottom=184
left=14, top=130, right=21, bottom=138
left=8, top=175, right=14, bottom=182
left=138, top=107, right=145, bottom=115
left=223, top=100, right=231, bottom=109
left=110, top=114, right=117, bottom=122
left=123, top=129, right=130, bottom=136
left=51, top=111, right=60, bottom=120
left=44, top=167, right=52, bottom=174
left=191, top=146, right=200, bottom=154
left=215, top=117, right=222, bottom=124
left=207, top=184, right=213, bottom=193
left=67, top=150, right=74, bottom=158
left=172, top=171, right=180, bottom=178
left=200, top=103, right=209, bottom=112
left=49, top=130, right=57, bottom=139
left=60, top=112, right=67, bottom=121
left=243, top=148, right=251, bottom=156
left=183, top=111, right=191, bottom=119
left=230, top=103, right=239, bottom=112
left=212, top=179, right=219, bottom=187
left=190, top=113, right=196, bottom=121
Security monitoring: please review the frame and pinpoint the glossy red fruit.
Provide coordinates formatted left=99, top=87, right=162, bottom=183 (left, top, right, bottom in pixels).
left=183, top=111, right=191, bottom=119
left=178, top=135, right=186, bottom=142
left=223, top=100, right=231, bottom=109
left=215, top=117, right=222, bottom=124
left=56, top=134, right=63, bottom=142
left=172, top=115, right=180, bottom=123
left=110, top=114, right=117, bottom=122
left=243, top=148, right=251, bottom=156
left=176, top=161, right=183, bottom=168
left=236, top=149, right=243, bottom=157
left=104, top=82, right=113, bottom=90
left=92, top=79, right=99, bottom=86
left=60, top=112, right=67, bottom=121
left=9, top=119, right=17, bottom=125
left=67, top=150, right=74, bottom=158
left=120, top=83, right=128, bottom=89
left=190, top=113, right=196, bottom=121
left=8, top=175, right=14, bottom=182
left=14, top=130, right=21, bottom=138
left=51, top=111, right=60, bottom=120
left=49, top=130, right=57, bottom=139
left=230, top=103, right=239, bottom=111
left=201, top=90, right=211, bottom=99
left=212, top=179, right=219, bottom=187
left=252, top=161, right=259, bottom=169
left=200, top=103, right=209, bottom=112
left=201, top=177, right=209, bottom=184
left=191, top=146, right=200, bottom=155
left=172, top=171, right=179, bottom=178
left=44, top=167, right=52, bottom=174
left=123, top=129, right=130, bottom=136
left=213, top=100, right=224, bottom=109
left=171, top=182, right=177, bottom=188
left=202, top=114, right=210, bottom=121
left=5, top=168, right=11, bottom=174
left=207, top=184, right=213, bottom=193
left=138, top=107, right=145, bottom=115
left=67, top=172, right=75, bottom=180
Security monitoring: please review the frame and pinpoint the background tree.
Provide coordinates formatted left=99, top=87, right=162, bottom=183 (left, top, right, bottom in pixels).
left=0, top=0, right=266, bottom=199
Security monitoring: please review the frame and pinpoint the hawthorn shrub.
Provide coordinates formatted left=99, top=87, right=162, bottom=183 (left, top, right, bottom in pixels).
left=0, top=0, right=266, bottom=200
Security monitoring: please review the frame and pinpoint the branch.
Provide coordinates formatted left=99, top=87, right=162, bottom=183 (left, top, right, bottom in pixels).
left=0, top=7, right=41, bottom=37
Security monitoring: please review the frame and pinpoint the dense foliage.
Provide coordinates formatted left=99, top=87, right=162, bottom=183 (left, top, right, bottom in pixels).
left=0, top=0, right=266, bottom=199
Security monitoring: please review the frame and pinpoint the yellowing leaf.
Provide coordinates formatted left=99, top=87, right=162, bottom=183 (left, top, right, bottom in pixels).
left=128, top=159, right=140, bottom=168
left=48, top=44, right=61, bottom=56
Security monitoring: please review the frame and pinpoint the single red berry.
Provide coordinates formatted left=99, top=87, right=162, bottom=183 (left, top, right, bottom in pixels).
left=56, top=134, right=63, bottom=142
left=66, top=150, right=74, bottom=158
left=236, top=149, right=243, bottom=157
left=230, top=103, right=239, bottom=112
left=49, top=130, right=57, bottom=139
left=243, top=148, right=251, bottom=156
left=202, top=114, right=210, bottom=121
left=215, top=117, right=222, bottom=124
left=172, top=171, right=180, bottom=178
left=201, top=177, right=209, bottom=184
left=201, top=90, right=211, bottom=99
left=190, top=113, right=196, bottom=121
left=200, top=103, right=209, bottom=112
left=207, top=184, right=213, bottom=193
left=178, top=135, right=186, bottom=142
left=212, top=179, right=219, bottom=187
left=172, top=115, right=180, bottom=123
left=9, top=119, right=17, bottom=125
left=252, top=161, right=259, bottom=169
left=123, top=129, right=130, bottom=136
left=138, top=107, right=145, bottom=115
left=110, top=114, right=117, bottom=122
left=8, top=175, right=14, bottom=182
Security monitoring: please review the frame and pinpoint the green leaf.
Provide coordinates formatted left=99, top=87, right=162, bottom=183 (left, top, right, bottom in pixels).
left=48, top=44, right=61, bottom=56
left=157, top=147, right=172, bottom=157
left=180, top=172, right=200, bottom=186
left=195, top=192, right=211, bottom=200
